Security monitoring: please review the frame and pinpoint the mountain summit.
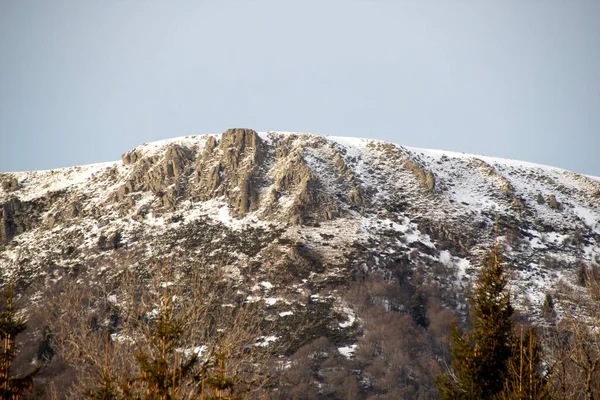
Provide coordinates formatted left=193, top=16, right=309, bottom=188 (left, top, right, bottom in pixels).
left=1, top=128, right=599, bottom=397
left=2, top=129, right=598, bottom=301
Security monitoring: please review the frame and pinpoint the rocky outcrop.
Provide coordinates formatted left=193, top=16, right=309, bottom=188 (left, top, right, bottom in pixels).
left=467, top=158, right=514, bottom=196
left=0, top=198, right=23, bottom=243
left=547, top=194, right=560, bottom=210
left=121, top=149, right=141, bottom=165
left=116, top=144, right=195, bottom=208
left=0, top=197, right=46, bottom=243
left=403, top=159, right=436, bottom=192
left=114, top=129, right=267, bottom=215
left=268, top=152, right=340, bottom=225
left=1, top=177, right=19, bottom=193
left=193, top=129, right=265, bottom=215
left=331, top=151, right=364, bottom=207
left=511, top=196, right=526, bottom=216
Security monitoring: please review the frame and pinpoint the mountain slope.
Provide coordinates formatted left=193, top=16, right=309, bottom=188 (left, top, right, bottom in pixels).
left=2, top=129, right=598, bottom=318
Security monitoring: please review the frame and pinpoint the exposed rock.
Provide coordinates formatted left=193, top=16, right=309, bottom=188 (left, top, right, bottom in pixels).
left=115, top=144, right=195, bottom=209
left=1, top=177, right=19, bottom=193
left=536, top=193, right=545, bottom=205
left=511, top=197, right=526, bottom=216
left=403, top=159, right=436, bottom=192
left=66, top=201, right=81, bottom=219
left=547, top=194, right=560, bottom=210
left=467, top=158, right=514, bottom=196
left=121, top=149, right=141, bottom=165
left=0, top=198, right=30, bottom=243
left=267, top=151, right=340, bottom=225
left=331, top=152, right=364, bottom=207
left=193, top=128, right=265, bottom=215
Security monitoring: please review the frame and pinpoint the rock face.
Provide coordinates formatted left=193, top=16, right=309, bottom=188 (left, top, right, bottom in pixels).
left=0, top=198, right=24, bottom=243
left=199, top=128, right=264, bottom=215
left=114, top=129, right=354, bottom=224
left=1, top=177, right=19, bottom=193
left=403, top=159, right=436, bottom=192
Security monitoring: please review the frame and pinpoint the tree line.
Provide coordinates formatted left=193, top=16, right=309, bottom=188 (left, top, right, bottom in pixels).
left=3, top=244, right=600, bottom=399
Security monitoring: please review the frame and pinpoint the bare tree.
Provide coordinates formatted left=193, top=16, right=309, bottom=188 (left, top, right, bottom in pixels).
left=545, top=268, right=600, bottom=400
left=45, top=259, right=275, bottom=399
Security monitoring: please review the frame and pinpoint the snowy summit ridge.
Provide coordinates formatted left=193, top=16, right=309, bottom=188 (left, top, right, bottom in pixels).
left=1, top=128, right=599, bottom=322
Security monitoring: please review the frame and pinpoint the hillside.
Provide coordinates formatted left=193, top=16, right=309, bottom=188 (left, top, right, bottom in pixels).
left=1, top=128, right=599, bottom=398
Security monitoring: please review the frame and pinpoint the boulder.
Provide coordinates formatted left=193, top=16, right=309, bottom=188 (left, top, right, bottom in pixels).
left=1, top=177, right=19, bottom=192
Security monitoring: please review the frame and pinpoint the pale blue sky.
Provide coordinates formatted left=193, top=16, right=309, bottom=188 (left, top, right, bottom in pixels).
left=1, top=1, right=599, bottom=175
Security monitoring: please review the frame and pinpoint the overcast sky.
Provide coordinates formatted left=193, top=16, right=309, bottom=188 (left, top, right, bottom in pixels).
left=1, top=0, right=599, bottom=175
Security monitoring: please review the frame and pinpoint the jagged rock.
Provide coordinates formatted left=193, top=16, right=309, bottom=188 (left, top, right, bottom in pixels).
left=425, top=171, right=436, bottom=191
left=403, top=159, right=436, bottom=192
left=121, top=149, right=140, bottom=165
left=66, top=202, right=80, bottom=219
left=46, top=212, right=59, bottom=229
left=1, top=177, right=19, bottom=193
left=536, top=193, right=545, bottom=205
left=331, top=152, right=364, bottom=206
left=468, top=158, right=514, bottom=196
left=511, top=197, right=526, bottom=216
left=289, top=177, right=340, bottom=225
left=0, top=198, right=28, bottom=243
left=115, top=144, right=195, bottom=209
left=192, top=129, right=265, bottom=215
left=547, top=194, right=560, bottom=210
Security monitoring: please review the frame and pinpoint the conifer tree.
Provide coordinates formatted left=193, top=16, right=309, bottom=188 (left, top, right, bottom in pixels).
left=0, top=281, right=38, bottom=399
left=436, top=244, right=515, bottom=399
left=410, top=290, right=429, bottom=328
left=129, top=268, right=200, bottom=399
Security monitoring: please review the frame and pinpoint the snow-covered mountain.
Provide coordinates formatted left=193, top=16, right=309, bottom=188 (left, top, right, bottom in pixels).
left=2, top=128, right=599, bottom=321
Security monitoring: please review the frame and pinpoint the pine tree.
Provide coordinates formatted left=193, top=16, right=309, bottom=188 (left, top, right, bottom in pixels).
left=0, top=281, right=38, bottom=399
left=436, top=244, right=515, bottom=399
left=128, top=267, right=201, bottom=399
left=409, top=290, right=429, bottom=328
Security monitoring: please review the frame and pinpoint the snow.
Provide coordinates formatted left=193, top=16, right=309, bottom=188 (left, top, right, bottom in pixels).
left=573, top=205, right=598, bottom=230
left=256, top=335, right=278, bottom=347
left=3, top=130, right=599, bottom=329
left=338, top=344, right=357, bottom=359
left=404, top=145, right=562, bottom=174
left=3, top=161, right=117, bottom=202
left=264, top=297, right=279, bottom=306
left=177, top=345, right=206, bottom=358
left=327, top=135, right=371, bottom=151
left=440, top=250, right=471, bottom=280
left=131, top=135, right=216, bottom=159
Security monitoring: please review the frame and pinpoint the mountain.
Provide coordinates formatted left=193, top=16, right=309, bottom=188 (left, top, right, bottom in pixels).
left=1, top=128, right=599, bottom=398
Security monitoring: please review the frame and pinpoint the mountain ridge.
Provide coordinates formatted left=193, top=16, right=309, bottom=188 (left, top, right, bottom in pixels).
left=0, top=128, right=599, bottom=326
left=2, top=128, right=599, bottom=397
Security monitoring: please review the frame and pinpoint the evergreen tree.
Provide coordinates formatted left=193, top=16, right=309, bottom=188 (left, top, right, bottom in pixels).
left=409, top=290, right=429, bottom=328
left=0, top=281, right=38, bottom=399
left=128, top=268, right=201, bottom=399
left=436, top=244, right=515, bottom=399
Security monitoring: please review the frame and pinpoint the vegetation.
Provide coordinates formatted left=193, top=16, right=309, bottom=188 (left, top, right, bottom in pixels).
left=6, top=246, right=600, bottom=399
left=0, top=281, right=38, bottom=399
left=436, top=244, right=547, bottom=400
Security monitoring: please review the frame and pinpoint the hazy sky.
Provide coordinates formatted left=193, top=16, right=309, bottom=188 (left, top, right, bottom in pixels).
left=1, top=1, right=599, bottom=175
